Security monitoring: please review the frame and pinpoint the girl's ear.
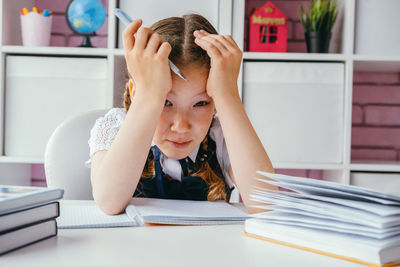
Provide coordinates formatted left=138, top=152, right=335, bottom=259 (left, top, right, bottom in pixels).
left=129, top=79, right=136, bottom=98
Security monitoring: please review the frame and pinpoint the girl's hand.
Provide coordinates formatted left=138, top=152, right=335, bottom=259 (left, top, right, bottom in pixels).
left=123, top=19, right=173, bottom=101
left=193, top=30, right=242, bottom=100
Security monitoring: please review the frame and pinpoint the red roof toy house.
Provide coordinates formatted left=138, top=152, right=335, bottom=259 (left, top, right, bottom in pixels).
left=249, top=2, right=288, bottom=52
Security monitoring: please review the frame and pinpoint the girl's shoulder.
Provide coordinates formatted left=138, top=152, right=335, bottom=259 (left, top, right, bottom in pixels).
left=209, top=115, right=229, bottom=163
left=209, top=115, right=224, bottom=142
left=87, top=108, right=126, bottom=160
left=94, top=107, right=126, bottom=129
left=208, top=115, right=234, bottom=188
left=101, top=107, right=126, bottom=122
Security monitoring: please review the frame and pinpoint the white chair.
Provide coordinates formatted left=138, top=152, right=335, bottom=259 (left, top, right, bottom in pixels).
left=44, top=109, right=108, bottom=200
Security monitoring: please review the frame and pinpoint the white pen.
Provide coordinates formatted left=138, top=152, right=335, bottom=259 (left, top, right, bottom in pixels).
left=114, top=8, right=186, bottom=80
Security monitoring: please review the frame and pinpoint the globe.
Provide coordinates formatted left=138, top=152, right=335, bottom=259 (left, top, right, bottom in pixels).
left=66, top=0, right=106, bottom=47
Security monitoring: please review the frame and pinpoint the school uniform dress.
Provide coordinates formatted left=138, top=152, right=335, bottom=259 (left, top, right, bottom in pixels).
left=85, top=108, right=235, bottom=201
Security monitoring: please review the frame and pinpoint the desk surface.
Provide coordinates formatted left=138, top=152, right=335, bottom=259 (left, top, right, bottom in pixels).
left=2, top=201, right=364, bottom=267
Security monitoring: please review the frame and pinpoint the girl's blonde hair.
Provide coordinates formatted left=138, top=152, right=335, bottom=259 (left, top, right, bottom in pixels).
left=123, top=14, right=228, bottom=201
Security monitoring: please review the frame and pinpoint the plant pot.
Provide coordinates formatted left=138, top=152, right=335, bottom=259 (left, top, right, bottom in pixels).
left=305, top=31, right=332, bottom=53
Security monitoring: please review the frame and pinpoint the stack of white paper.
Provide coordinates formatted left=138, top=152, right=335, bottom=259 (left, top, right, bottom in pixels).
left=245, top=171, right=400, bottom=266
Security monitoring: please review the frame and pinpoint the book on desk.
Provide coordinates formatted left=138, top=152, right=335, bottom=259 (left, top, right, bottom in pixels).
left=244, top=172, right=400, bottom=267
left=57, top=197, right=249, bottom=229
left=0, top=185, right=64, bottom=255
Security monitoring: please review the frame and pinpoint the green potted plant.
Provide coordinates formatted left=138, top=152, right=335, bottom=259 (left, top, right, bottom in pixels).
left=298, top=0, right=338, bottom=53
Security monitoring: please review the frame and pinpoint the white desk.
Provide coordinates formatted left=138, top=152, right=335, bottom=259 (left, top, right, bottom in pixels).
left=2, top=201, right=364, bottom=267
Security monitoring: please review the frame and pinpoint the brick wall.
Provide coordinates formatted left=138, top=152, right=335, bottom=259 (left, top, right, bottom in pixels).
left=352, top=72, right=400, bottom=161
left=34, top=0, right=108, bottom=48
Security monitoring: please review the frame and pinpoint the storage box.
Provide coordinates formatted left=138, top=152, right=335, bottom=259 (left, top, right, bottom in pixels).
left=243, top=62, right=344, bottom=164
left=351, top=172, right=400, bottom=196
left=4, top=56, right=108, bottom=157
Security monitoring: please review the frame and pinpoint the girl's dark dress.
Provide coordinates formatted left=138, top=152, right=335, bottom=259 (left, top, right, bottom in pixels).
left=134, top=134, right=233, bottom=201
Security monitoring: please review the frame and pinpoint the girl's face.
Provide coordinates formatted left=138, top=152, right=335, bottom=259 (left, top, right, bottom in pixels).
left=153, top=65, right=215, bottom=160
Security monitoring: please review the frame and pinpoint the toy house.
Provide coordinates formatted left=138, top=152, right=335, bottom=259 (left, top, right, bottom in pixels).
left=249, top=2, right=288, bottom=52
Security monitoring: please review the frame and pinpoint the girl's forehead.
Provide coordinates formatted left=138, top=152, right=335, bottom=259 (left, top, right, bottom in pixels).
left=168, top=81, right=208, bottom=98
left=170, top=66, right=208, bottom=97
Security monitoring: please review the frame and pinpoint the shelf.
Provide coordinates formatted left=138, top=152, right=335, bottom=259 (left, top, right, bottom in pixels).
left=350, top=160, right=400, bottom=172
left=1, top=46, right=110, bottom=57
left=0, top=156, right=44, bottom=164
left=353, top=54, right=400, bottom=72
left=113, top=49, right=124, bottom=56
left=243, top=52, right=347, bottom=62
left=272, top=162, right=344, bottom=170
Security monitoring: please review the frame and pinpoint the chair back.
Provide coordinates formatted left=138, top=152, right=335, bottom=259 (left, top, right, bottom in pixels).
left=44, top=109, right=108, bottom=200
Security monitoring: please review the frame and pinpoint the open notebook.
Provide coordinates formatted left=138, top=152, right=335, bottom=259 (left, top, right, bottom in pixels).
left=57, top=198, right=248, bottom=229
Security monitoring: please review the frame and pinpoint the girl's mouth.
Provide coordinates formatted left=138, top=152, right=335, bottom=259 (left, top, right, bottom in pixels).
left=168, top=140, right=191, bottom=148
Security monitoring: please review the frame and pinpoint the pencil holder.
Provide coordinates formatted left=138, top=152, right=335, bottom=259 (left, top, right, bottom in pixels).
left=20, top=12, right=52, bottom=46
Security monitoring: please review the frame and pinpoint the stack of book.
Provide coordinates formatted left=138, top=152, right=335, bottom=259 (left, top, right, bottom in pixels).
left=0, top=185, right=64, bottom=255
left=245, top=171, right=400, bottom=267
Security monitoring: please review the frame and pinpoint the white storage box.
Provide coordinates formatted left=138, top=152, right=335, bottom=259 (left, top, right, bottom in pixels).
left=5, top=56, right=108, bottom=158
left=351, top=172, right=400, bottom=196
left=243, top=62, right=344, bottom=164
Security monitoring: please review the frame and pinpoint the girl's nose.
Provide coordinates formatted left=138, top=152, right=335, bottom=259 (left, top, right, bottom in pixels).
left=171, top=111, right=191, bottom=133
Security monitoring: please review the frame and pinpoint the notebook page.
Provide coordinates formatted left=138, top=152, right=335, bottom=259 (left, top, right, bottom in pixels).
left=131, top=198, right=248, bottom=220
left=57, top=204, right=139, bottom=229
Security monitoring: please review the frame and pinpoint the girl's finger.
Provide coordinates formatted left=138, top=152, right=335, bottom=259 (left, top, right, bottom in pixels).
left=222, top=35, right=239, bottom=50
left=202, top=31, right=239, bottom=54
left=122, top=19, right=142, bottom=52
left=134, top=27, right=154, bottom=52
left=194, top=35, right=223, bottom=60
left=157, top=42, right=172, bottom=59
left=198, top=34, right=230, bottom=55
left=197, top=30, right=240, bottom=53
left=146, top=33, right=163, bottom=54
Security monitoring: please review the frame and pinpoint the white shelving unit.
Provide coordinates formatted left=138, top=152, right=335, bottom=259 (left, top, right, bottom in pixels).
left=0, top=0, right=399, bottom=190
left=233, top=0, right=400, bottom=189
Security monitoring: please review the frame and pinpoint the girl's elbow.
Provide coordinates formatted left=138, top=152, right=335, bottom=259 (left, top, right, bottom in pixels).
left=93, top=191, right=127, bottom=215
left=98, top=201, right=126, bottom=215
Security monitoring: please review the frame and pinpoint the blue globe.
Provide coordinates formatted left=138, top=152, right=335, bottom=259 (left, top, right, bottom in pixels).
left=67, top=0, right=106, bottom=35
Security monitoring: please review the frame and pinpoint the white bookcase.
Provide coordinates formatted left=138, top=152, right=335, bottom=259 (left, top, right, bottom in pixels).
left=0, top=0, right=399, bottom=190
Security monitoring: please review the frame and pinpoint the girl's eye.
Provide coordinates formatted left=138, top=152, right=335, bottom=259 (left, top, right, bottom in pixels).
left=194, top=101, right=209, bottom=107
left=165, top=100, right=172, bottom=106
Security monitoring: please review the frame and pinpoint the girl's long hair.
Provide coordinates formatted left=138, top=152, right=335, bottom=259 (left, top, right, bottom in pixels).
left=123, top=14, right=228, bottom=201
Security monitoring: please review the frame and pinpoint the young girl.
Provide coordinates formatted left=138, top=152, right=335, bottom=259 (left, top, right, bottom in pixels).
left=88, top=14, right=274, bottom=215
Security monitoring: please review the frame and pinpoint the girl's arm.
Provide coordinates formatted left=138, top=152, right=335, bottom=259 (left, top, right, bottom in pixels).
left=193, top=30, right=275, bottom=213
left=91, top=20, right=172, bottom=215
